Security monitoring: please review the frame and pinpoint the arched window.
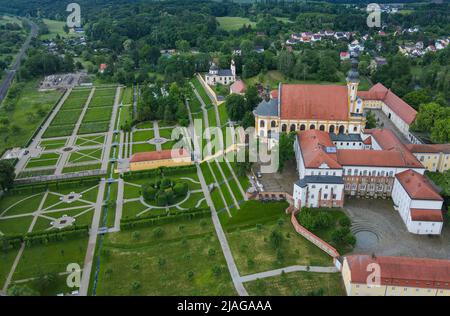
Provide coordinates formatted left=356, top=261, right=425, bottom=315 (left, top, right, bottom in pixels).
left=260, top=120, right=265, bottom=128
left=310, top=124, right=315, bottom=130
left=338, top=125, right=345, bottom=134
left=329, top=125, right=335, bottom=133
left=353, top=126, right=358, bottom=132
left=319, top=125, right=325, bottom=131
left=268, top=130, right=272, bottom=138
left=281, top=124, right=287, bottom=132
left=300, top=124, right=306, bottom=131
left=271, top=120, right=276, bottom=128
left=290, top=124, right=296, bottom=132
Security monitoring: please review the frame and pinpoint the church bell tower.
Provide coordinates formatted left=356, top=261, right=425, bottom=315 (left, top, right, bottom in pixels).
left=347, top=58, right=363, bottom=115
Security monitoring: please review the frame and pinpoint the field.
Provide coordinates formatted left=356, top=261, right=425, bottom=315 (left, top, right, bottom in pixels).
left=39, top=19, right=81, bottom=40
left=221, top=201, right=333, bottom=276
left=94, top=217, right=236, bottom=295
left=0, top=80, right=62, bottom=154
left=216, top=17, right=256, bottom=31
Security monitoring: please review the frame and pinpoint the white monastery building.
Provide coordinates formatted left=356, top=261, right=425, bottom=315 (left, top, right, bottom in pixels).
left=205, top=60, right=236, bottom=86
left=392, top=169, right=444, bottom=235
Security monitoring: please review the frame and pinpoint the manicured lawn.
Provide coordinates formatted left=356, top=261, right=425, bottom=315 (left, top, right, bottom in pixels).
left=132, top=142, right=156, bottom=153
left=68, top=148, right=103, bottom=163
left=39, top=138, right=68, bottom=150
left=216, top=16, right=256, bottom=31
left=83, top=106, right=113, bottom=123
left=122, top=86, right=133, bottom=105
left=135, top=121, right=153, bottom=129
left=245, top=271, right=345, bottom=296
left=207, top=107, right=218, bottom=128
left=42, top=124, right=75, bottom=138
left=89, top=88, right=116, bottom=107
left=78, top=121, right=110, bottom=134
left=218, top=104, right=229, bottom=126
left=0, top=249, right=19, bottom=290
left=94, top=217, right=236, bottom=295
left=75, top=134, right=105, bottom=146
left=0, top=215, right=34, bottom=235
left=62, top=163, right=102, bottom=173
left=191, top=78, right=212, bottom=105
left=0, top=192, right=45, bottom=217
left=0, top=79, right=62, bottom=154
left=133, top=130, right=154, bottom=142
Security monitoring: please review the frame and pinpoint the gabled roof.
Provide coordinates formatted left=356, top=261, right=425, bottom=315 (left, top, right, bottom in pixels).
left=358, top=83, right=417, bottom=125
left=362, top=129, right=422, bottom=168
left=395, top=169, right=443, bottom=201
left=280, top=84, right=349, bottom=121
left=337, top=149, right=423, bottom=168
left=345, top=255, right=450, bottom=289
left=297, top=130, right=341, bottom=169
left=230, top=80, right=246, bottom=94
left=406, top=144, right=450, bottom=154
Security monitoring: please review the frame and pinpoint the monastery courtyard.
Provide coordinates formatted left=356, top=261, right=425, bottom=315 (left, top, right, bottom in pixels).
left=344, top=199, right=450, bottom=259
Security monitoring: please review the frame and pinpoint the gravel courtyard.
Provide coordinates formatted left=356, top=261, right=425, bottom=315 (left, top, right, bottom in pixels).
left=344, top=198, right=450, bottom=259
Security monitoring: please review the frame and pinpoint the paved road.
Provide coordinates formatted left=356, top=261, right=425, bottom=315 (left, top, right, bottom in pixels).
left=0, top=18, right=38, bottom=104
left=239, top=265, right=338, bottom=283
left=79, top=86, right=122, bottom=296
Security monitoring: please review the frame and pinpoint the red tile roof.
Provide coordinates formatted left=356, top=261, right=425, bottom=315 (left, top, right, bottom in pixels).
left=130, top=149, right=190, bottom=163
left=230, top=80, right=246, bottom=94
left=337, top=149, right=423, bottom=168
left=406, top=144, right=450, bottom=154
left=365, top=128, right=403, bottom=150
left=362, top=129, right=422, bottom=168
left=358, top=83, right=417, bottom=125
left=280, top=84, right=349, bottom=121
left=410, top=209, right=443, bottom=222
left=345, top=255, right=450, bottom=289
left=395, top=169, right=443, bottom=201
left=297, top=130, right=341, bottom=169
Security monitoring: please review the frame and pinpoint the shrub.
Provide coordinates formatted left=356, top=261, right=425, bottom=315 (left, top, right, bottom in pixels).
left=339, top=216, right=351, bottom=228
left=173, top=182, right=188, bottom=197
